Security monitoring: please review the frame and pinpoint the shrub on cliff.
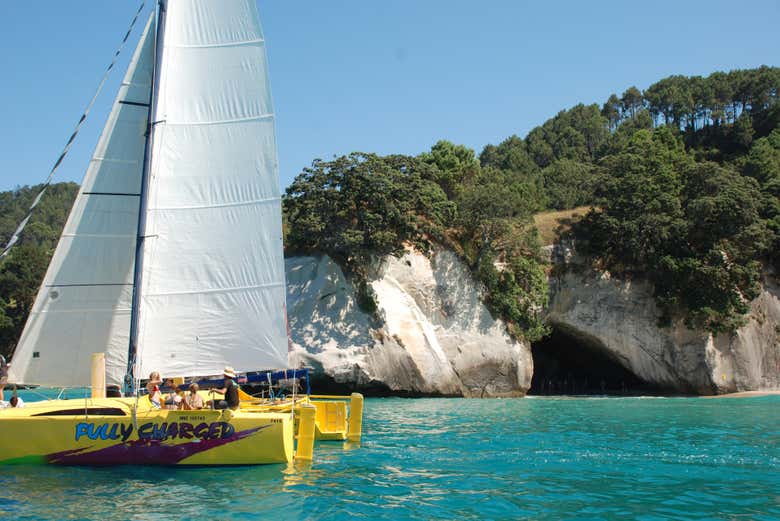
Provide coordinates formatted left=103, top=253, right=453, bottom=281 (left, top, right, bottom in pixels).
left=577, top=128, right=772, bottom=332
left=284, top=148, right=551, bottom=343
left=455, top=166, right=550, bottom=342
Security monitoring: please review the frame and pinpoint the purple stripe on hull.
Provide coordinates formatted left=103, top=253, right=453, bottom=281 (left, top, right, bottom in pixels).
left=46, top=426, right=267, bottom=465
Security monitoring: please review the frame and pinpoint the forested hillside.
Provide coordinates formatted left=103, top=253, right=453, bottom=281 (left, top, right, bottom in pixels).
left=1, top=66, right=778, bottom=358
left=286, top=66, right=780, bottom=336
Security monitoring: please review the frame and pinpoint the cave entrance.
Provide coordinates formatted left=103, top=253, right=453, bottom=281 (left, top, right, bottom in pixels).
left=529, top=327, right=662, bottom=396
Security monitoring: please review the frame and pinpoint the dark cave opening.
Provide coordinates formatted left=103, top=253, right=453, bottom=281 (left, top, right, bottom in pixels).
left=529, top=327, right=663, bottom=396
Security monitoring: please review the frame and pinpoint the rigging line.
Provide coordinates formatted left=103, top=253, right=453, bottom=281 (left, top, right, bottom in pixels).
left=0, top=1, right=148, bottom=261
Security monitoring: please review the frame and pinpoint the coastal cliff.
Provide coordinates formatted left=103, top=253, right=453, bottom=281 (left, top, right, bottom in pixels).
left=286, top=249, right=532, bottom=397
left=545, top=244, right=780, bottom=394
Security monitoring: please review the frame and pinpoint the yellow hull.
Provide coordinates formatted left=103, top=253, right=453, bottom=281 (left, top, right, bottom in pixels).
left=0, top=398, right=293, bottom=465
left=0, top=391, right=363, bottom=465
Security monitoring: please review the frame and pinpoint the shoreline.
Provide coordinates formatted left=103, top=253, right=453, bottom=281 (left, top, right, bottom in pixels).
left=703, top=390, right=780, bottom=399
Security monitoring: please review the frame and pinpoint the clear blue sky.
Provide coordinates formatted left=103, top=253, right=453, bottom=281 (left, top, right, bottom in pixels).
left=0, top=1, right=778, bottom=192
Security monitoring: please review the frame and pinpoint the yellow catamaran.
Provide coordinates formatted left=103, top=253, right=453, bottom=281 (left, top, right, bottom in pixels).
left=0, top=0, right=362, bottom=466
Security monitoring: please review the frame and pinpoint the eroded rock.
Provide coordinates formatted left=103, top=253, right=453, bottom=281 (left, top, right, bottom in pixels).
left=546, top=254, right=780, bottom=394
left=286, top=249, right=532, bottom=397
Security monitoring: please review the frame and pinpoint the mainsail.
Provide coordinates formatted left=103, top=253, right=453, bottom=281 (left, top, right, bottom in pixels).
left=9, top=15, right=157, bottom=387
left=133, top=0, right=289, bottom=379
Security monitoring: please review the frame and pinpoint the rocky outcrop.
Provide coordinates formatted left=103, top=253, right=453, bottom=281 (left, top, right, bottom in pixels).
left=286, top=240, right=779, bottom=396
left=286, top=249, right=532, bottom=397
left=546, top=245, right=780, bottom=394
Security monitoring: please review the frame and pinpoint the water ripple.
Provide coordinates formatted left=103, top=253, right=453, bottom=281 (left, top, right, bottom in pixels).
left=1, top=394, right=778, bottom=520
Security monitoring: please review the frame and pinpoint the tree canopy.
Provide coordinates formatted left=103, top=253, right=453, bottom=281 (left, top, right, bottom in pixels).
left=284, top=152, right=455, bottom=271
left=285, top=148, right=551, bottom=341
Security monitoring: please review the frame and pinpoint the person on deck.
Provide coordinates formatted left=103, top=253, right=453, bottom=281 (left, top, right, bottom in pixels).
left=163, top=379, right=183, bottom=409
left=0, top=354, right=9, bottom=402
left=146, top=371, right=163, bottom=409
left=8, top=385, right=23, bottom=408
left=209, top=367, right=240, bottom=410
left=184, top=383, right=203, bottom=410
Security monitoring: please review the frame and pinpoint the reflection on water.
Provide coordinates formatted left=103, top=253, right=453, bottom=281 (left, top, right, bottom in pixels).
left=1, top=392, right=779, bottom=520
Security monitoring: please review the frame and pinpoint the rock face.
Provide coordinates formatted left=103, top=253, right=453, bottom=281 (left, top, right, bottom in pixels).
left=546, top=249, right=780, bottom=394
left=286, top=249, right=532, bottom=397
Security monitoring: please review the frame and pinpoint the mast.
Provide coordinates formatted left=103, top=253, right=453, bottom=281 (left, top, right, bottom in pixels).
left=125, top=0, right=166, bottom=395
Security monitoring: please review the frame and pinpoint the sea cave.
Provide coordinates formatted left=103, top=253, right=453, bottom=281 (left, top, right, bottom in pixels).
left=529, top=327, right=662, bottom=396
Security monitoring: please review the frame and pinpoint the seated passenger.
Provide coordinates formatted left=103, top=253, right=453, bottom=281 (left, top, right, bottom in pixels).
left=0, top=354, right=9, bottom=402
left=163, top=380, right=183, bottom=410
left=174, top=387, right=185, bottom=409
left=9, top=385, right=23, bottom=408
left=146, top=371, right=162, bottom=409
left=208, top=367, right=240, bottom=410
left=184, top=383, right=203, bottom=410
left=106, top=385, right=122, bottom=398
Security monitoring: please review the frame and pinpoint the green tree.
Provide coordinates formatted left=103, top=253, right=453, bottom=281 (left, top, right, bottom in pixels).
left=731, top=112, right=755, bottom=149
left=689, top=75, right=713, bottom=130
left=540, top=159, right=598, bottom=210
left=585, top=128, right=690, bottom=270
left=458, top=167, right=542, bottom=258
left=743, top=129, right=780, bottom=269
left=706, top=71, right=734, bottom=125
left=419, top=140, right=479, bottom=199
left=284, top=153, right=454, bottom=273
left=645, top=75, right=693, bottom=127
left=525, top=104, right=609, bottom=167
left=0, top=183, right=78, bottom=251
left=602, top=94, right=622, bottom=131
left=620, top=86, right=644, bottom=119
left=663, top=162, right=768, bottom=331
left=601, top=110, right=655, bottom=156
left=480, top=135, right=539, bottom=175
left=0, top=244, right=51, bottom=357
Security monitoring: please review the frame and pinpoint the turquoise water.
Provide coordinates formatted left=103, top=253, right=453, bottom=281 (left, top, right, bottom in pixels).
left=1, top=393, right=778, bottom=520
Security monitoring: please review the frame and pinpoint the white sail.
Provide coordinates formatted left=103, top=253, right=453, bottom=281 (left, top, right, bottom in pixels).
left=8, top=15, right=156, bottom=387
left=135, top=0, right=288, bottom=378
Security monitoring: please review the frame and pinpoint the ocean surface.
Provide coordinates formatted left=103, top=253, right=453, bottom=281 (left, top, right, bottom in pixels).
left=1, top=392, right=778, bottom=520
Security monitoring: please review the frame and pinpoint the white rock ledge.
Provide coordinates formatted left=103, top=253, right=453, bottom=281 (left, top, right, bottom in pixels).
left=547, top=267, right=780, bottom=395
left=286, top=249, right=532, bottom=397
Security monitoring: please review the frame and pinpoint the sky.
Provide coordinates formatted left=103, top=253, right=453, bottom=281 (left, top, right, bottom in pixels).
left=0, top=0, right=778, bottom=192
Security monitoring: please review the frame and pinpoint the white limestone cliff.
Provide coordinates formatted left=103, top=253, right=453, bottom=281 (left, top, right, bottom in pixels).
left=286, top=249, right=532, bottom=397
left=545, top=244, right=780, bottom=394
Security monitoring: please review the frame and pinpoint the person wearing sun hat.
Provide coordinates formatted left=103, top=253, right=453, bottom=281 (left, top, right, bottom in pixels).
left=209, top=366, right=240, bottom=410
